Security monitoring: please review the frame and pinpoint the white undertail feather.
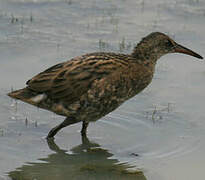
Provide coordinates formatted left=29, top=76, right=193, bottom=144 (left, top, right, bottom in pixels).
left=30, top=94, right=47, bottom=103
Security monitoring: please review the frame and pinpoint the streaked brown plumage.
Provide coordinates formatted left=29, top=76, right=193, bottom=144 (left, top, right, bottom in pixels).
left=8, top=32, right=203, bottom=139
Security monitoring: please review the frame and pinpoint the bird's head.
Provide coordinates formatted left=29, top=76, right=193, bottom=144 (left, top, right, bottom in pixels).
left=132, top=32, right=203, bottom=62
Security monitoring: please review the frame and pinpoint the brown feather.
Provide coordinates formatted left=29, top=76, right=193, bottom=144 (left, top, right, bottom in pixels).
left=8, top=32, right=203, bottom=138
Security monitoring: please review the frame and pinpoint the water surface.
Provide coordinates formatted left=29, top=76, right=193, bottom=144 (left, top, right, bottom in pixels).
left=0, top=0, right=205, bottom=179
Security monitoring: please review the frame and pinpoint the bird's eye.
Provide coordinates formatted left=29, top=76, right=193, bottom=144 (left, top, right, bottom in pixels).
left=165, top=40, right=173, bottom=47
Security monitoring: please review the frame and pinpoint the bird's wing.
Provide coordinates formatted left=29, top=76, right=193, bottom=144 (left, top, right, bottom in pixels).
left=26, top=53, right=128, bottom=104
left=26, top=62, right=66, bottom=92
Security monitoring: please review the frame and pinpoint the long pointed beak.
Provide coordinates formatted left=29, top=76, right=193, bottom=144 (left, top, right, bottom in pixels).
left=174, top=43, right=203, bottom=59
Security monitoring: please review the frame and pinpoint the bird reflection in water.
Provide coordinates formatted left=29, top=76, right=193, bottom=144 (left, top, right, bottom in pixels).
left=8, top=135, right=146, bottom=180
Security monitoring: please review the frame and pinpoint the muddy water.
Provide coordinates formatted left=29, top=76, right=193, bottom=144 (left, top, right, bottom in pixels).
left=0, top=0, right=205, bottom=179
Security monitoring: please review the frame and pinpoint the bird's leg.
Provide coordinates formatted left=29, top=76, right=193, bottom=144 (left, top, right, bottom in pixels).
left=81, top=121, right=89, bottom=136
left=47, top=117, right=78, bottom=139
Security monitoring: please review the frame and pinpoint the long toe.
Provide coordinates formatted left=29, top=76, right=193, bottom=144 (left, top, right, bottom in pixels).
left=47, top=131, right=56, bottom=139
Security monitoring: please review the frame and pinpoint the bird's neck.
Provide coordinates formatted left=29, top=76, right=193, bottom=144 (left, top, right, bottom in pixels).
left=131, top=42, right=162, bottom=64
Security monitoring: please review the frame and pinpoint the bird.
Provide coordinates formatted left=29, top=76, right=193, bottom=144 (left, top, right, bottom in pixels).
left=8, top=32, right=203, bottom=139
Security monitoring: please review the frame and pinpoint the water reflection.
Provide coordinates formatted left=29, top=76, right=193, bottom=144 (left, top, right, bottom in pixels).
left=8, top=136, right=146, bottom=180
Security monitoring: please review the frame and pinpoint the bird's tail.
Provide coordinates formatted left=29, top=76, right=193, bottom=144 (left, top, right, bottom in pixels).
left=8, top=88, right=70, bottom=116
left=8, top=87, right=40, bottom=106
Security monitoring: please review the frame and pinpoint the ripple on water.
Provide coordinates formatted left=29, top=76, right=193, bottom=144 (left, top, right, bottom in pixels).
left=97, top=103, right=202, bottom=168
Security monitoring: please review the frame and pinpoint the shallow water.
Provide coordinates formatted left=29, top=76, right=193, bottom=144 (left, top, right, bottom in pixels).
left=0, top=0, right=205, bottom=179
